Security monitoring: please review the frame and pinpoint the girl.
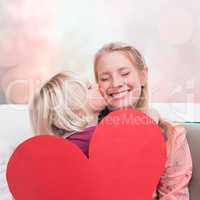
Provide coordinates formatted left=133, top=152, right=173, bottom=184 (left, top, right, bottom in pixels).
left=94, top=42, right=192, bottom=199
left=29, top=71, right=106, bottom=156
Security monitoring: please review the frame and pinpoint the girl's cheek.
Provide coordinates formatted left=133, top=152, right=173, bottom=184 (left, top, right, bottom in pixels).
left=87, top=85, right=107, bottom=112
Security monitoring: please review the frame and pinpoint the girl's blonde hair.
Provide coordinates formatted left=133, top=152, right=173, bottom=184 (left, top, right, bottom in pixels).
left=30, top=71, right=91, bottom=136
left=94, top=42, right=175, bottom=145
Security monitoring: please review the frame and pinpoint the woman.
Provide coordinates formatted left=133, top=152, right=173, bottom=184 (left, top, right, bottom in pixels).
left=94, top=42, right=192, bottom=199
left=29, top=71, right=106, bottom=156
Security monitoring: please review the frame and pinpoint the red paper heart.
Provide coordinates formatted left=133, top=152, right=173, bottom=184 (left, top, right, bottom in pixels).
left=6, top=109, right=166, bottom=200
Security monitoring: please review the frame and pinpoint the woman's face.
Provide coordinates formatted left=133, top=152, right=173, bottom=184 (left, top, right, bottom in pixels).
left=96, top=51, right=147, bottom=110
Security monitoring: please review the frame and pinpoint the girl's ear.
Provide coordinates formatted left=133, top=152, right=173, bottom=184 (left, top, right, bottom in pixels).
left=140, top=66, right=148, bottom=86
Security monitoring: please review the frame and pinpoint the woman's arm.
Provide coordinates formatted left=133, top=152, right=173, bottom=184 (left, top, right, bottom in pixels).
left=157, top=125, right=192, bottom=200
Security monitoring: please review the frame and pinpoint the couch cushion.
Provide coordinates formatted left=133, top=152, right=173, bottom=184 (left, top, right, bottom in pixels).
left=0, top=104, right=33, bottom=200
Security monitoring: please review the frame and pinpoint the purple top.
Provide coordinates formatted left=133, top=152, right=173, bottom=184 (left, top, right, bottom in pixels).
left=66, top=126, right=96, bottom=157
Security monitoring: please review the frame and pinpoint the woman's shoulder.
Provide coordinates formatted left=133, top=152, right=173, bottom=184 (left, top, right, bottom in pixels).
left=170, top=123, right=188, bottom=147
left=156, top=117, right=187, bottom=148
left=166, top=121, right=187, bottom=138
left=164, top=121, right=192, bottom=173
left=161, top=121, right=188, bottom=152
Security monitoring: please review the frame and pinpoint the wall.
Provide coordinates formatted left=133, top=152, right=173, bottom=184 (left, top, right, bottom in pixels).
left=0, top=0, right=199, bottom=104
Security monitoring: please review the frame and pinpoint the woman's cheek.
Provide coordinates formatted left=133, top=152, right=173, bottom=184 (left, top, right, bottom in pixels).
left=98, top=84, right=108, bottom=100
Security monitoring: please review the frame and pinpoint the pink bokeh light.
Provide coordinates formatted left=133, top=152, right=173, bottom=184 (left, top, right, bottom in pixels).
left=0, top=0, right=199, bottom=103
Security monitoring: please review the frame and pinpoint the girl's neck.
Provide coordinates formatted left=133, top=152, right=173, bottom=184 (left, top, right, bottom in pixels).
left=86, top=113, right=99, bottom=127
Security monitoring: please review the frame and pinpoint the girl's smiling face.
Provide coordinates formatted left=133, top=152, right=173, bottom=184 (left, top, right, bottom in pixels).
left=87, top=82, right=107, bottom=113
left=95, top=51, right=147, bottom=110
left=65, top=80, right=106, bottom=115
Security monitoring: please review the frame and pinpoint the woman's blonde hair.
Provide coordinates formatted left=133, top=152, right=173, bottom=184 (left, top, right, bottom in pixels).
left=94, top=42, right=175, bottom=145
left=94, top=42, right=148, bottom=111
left=30, top=71, right=91, bottom=136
